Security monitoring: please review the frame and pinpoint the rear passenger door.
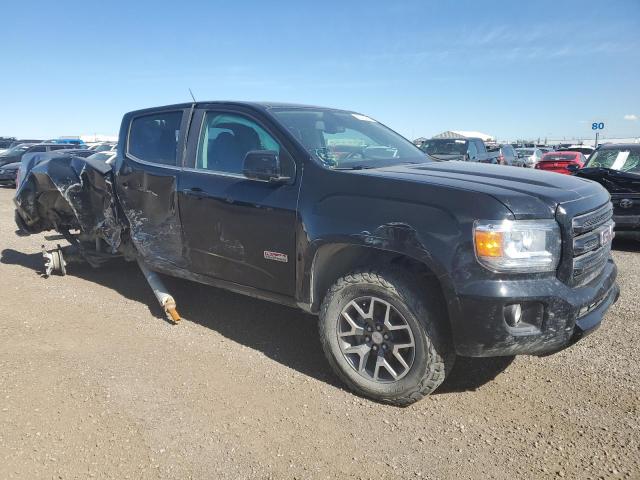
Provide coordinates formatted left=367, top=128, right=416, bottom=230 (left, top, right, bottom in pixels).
left=178, top=107, right=299, bottom=296
left=115, top=108, right=190, bottom=271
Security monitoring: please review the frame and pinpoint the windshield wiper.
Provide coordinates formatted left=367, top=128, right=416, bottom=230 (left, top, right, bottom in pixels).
left=583, top=166, right=640, bottom=176
left=334, top=165, right=374, bottom=170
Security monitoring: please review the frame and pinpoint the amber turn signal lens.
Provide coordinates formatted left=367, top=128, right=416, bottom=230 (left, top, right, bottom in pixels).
left=475, top=231, right=504, bottom=257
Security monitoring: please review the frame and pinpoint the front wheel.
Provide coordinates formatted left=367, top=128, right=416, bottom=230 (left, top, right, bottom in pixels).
left=319, top=269, right=454, bottom=406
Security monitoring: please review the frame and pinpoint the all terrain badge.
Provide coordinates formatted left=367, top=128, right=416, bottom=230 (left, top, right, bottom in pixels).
left=264, top=251, right=288, bottom=263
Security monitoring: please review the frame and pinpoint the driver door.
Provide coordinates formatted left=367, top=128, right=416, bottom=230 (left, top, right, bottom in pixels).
left=178, top=107, right=299, bottom=296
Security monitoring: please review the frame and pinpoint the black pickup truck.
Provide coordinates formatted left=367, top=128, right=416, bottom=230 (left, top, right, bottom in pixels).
left=14, top=102, right=619, bottom=405
left=419, top=137, right=500, bottom=163
left=574, top=143, right=640, bottom=237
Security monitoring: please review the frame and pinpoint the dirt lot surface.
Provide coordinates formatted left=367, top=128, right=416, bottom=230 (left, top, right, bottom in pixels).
left=0, top=186, right=638, bottom=479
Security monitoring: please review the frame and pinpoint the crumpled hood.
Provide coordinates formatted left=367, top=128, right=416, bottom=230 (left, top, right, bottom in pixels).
left=574, top=167, right=640, bottom=194
left=362, top=161, right=609, bottom=219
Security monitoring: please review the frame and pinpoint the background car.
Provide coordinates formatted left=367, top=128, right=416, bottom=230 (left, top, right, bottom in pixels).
left=88, top=142, right=117, bottom=152
left=515, top=147, right=543, bottom=167
left=496, top=144, right=518, bottom=166
left=420, top=137, right=499, bottom=163
left=0, top=143, right=35, bottom=167
left=7, top=139, right=44, bottom=148
left=0, top=137, right=16, bottom=154
left=0, top=142, right=78, bottom=167
left=46, top=138, right=86, bottom=146
left=86, top=151, right=117, bottom=164
left=573, top=144, right=640, bottom=237
left=557, top=145, right=594, bottom=159
left=0, top=162, right=20, bottom=187
left=534, top=151, right=586, bottom=174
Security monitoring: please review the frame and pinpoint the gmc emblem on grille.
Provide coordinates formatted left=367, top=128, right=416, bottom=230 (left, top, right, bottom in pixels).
left=600, top=225, right=614, bottom=246
left=619, top=198, right=634, bottom=209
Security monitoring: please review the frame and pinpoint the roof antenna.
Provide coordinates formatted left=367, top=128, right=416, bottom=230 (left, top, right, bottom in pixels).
left=188, top=88, right=197, bottom=102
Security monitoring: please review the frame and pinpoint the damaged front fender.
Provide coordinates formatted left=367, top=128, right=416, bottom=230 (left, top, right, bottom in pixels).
left=14, top=155, right=125, bottom=255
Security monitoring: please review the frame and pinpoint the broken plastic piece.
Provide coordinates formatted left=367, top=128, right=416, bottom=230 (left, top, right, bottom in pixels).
left=42, top=244, right=67, bottom=277
left=137, top=260, right=181, bottom=324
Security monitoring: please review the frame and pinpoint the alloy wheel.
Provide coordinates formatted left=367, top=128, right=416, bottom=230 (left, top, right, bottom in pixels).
left=336, top=296, right=416, bottom=383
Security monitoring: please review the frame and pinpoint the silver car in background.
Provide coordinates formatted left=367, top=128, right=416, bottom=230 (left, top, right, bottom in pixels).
left=515, top=147, right=543, bottom=167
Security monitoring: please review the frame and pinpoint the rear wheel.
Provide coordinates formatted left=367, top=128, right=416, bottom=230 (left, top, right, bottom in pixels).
left=319, top=269, right=454, bottom=406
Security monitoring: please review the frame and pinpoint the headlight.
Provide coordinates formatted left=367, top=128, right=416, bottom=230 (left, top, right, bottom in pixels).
left=474, top=219, right=561, bottom=273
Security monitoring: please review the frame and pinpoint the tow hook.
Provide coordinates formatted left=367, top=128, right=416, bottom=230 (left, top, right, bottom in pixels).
left=42, top=244, right=67, bottom=277
left=137, top=260, right=181, bottom=324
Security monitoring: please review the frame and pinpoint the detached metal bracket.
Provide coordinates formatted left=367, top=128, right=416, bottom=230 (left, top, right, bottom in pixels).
left=42, top=244, right=67, bottom=277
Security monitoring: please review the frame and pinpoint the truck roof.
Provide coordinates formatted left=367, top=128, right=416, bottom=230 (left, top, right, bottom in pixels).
left=125, top=101, right=355, bottom=117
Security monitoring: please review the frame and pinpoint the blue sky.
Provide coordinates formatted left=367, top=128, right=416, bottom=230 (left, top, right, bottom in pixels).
left=1, top=0, right=639, bottom=141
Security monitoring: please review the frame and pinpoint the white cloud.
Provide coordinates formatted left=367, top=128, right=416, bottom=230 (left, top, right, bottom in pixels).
left=624, top=114, right=638, bottom=121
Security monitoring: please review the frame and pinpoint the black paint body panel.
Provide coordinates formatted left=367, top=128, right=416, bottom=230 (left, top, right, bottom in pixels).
left=14, top=101, right=619, bottom=357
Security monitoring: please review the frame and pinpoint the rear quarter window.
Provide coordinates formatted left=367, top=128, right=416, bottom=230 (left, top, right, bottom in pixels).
left=127, top=111, right=183, bottom=166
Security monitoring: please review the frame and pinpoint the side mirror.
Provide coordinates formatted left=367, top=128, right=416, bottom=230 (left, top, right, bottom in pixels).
left=242, top=150, right=289, bottom=183
left=566, top=164, right=580, bottom=173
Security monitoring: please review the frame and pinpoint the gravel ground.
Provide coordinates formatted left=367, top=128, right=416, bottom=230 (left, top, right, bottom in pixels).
left=0, top=185, right=638, bottom=479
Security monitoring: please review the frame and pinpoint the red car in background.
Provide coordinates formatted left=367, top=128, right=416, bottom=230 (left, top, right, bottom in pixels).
left=535, top=151, right=587, bottom=174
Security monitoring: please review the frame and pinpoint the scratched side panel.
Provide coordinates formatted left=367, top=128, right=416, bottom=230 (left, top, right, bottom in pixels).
left=115, top=161, right=187, bottom=270
left=295, top=160, right=516, bottom=309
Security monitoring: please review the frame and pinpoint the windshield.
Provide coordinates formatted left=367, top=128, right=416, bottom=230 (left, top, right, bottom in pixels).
left=584, top=149, right=640, bottom=174
left=270, top=108, right=428, bottom=169
left=421, top=139, right=468, bottom=155
left=517, top=149, right=534, bottom=156
left=93, top=144, right=114, bottom=152
left=1, top=144, right=30, bottom=156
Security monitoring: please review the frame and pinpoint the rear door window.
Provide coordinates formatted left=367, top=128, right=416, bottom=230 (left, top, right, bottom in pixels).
left=127, top=111, right=183, bottom=166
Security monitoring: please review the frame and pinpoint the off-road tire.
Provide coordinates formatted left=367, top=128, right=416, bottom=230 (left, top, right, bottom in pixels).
left=319, top=268, right=454, bottom=406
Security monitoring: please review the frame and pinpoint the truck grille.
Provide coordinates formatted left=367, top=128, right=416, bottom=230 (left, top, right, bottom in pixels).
left=570, top=203, right=614, bottom=286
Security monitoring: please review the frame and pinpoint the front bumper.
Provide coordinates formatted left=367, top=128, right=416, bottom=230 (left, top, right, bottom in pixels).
left=449, top=258, right=619, bottom=357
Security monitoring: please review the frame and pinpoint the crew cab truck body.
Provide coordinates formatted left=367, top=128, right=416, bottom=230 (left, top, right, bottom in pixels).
left=14, top=102, right=619, bottom=405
